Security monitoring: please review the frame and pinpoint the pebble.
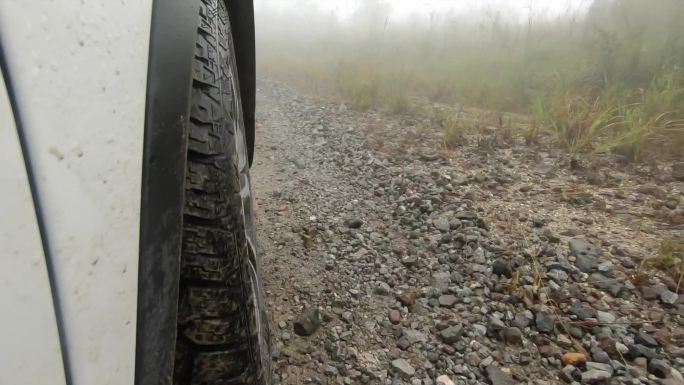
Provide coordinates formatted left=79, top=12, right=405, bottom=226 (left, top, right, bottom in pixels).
left=439, top=324, right=463, bottom=343
left=293, top=307, right=320, bottom=336
left=391, top=358, right=415, bottom=379
left=581, top=369, right=612, bottom=383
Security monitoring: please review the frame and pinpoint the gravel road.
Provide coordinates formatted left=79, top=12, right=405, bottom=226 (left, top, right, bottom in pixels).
left=251, top=79, right=684, bottom=385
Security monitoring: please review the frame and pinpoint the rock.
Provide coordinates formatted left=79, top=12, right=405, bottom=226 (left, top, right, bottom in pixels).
left=586, top=362, right=613, bottom=375
left=557, top=334, right=573, bottom=348
left=398, top=294, right=416, bottom=306
left=597, top=261, right=614, bottom=274
left=492, top=258, right=513, bottom=278
left=672, top=162, right=684, bottom=181
left=636, top=185, right=667, bottom=199
left=627, top=344, right=659, bottom=359
left=648, top=358, right=670, bottom=378
left=589, top=273, right=622, bottom=296
left=539, top=344, right=561, bottom=357
left=439, top=324, right=463, bottom=343
left=635, top=331, right=659, bottom=348
left=389, top=310, right=401, bottom=324
left=438, top=294, right=458, bottom=308
left=562, top=353, right=588, bottom=366
left=391, top=358, right=415, bottom=379
left=403, top=329, right=427, bottom=346
left=569, top=305, right=595, bottom=320
left=374, top=282, right=391, bottom=296
left=581, top=369, right=612, bottom=383
left=436, top=375, right=455, bottom=385
left=569, top=239, right=600, bottom=272
left=660, top=289, right=679, bottom=305
left=434, top=217, right=451, bottom=232
left=344, top=217, right=363, bottom=228
left=536, top=312, right=555, bottom=333
left=596, top=311, right=616, bottom=323
left=401, top=255, right=418, bottom=267
left=293, top=307, right=320, bottom=336
left=431, top=272, right=451, bottom=294
left=513, top=311, right=533, bottom=328
left=502, top=327, right=523, bottom=345
left=590, top=347, right=610, bottom=364
left=486, top=365, right=515, bottom=385
left=561, top=365, right=580, bottom=383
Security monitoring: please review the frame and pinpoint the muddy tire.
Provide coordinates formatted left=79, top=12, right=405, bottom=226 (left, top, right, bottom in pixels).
left=172, top=1, right=271, bottom=384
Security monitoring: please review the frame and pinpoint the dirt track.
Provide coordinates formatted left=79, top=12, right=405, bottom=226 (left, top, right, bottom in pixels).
left=252, top=79, right=684, bottom=385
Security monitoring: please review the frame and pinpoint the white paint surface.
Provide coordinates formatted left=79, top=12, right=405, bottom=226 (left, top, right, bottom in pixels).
left=0, top=1, right=153, bottom=384
left=0, top=70, right=66, bottom=385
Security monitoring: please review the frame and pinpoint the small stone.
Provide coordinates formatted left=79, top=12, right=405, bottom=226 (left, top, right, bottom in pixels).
left=486, top=365, right=515, bottom=385
left=324, top=365, right=339, bottom=376
left=635, top=331, right=659, bottom=348
left=660, top=289, right=679, bottom=305
left=596, top=311, right=616, bottom=324
left=648, top=358, right=670, bottom=378
left=561, top=365, right=579, bottom=383
left=389, top=310, right=401, bottom=324
left=581, top=369, right=612, bottom=383
left=398, top=293, right=416, bottom=306
left=562, top=353, right=587, bottom=366
left=597, top=261, right=614, bottom=273
left=391, top=358, right=415, bottom=379
left=590, top=347, right=610, bottom=364
left=436, top=375, right=455, bottom=385
left=536, top=312, right=555, bottom=333
left=293, top=307, right=320, bottom=336
left=513, top=311, right=533, bottom=328
left=502, top=327, right=523, bottom=345
left=434, top=217, right=451, bottom=232
left=636, top=185, right=667, bottom=199
left=344, top=217, right=363, bottom=229
left=492, top=258, right=513, bottom=278
left=438, top=294, right=458, bottom=308
left=672, top=162, right=684, bottom=181
left=557, top=334, right=573, bottom=348
left=569, top=306, right=595, bottom=320
left=439, top=324, right=463, bottom=343
left=374, top=282, right=391, bottom=296
left=586, top=362, right=613, bottom=375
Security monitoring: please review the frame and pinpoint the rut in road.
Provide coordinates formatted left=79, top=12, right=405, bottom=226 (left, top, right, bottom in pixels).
left=251, top=79, right=684, bottom=385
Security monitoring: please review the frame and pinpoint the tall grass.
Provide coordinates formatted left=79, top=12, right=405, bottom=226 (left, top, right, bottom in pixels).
left=256, top=0, right=684, bottom=160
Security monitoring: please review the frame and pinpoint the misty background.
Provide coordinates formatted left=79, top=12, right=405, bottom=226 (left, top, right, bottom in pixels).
left=254, top=0, right=684, bottom=161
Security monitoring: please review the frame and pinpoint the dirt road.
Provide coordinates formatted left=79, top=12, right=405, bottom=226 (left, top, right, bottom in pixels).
left=251, top=79, right=684, bottom=385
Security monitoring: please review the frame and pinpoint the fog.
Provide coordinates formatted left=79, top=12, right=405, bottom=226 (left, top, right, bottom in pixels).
left=254, top=0, right=684, bottom=160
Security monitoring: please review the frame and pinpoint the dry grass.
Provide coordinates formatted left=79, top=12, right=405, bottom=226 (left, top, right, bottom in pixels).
left=256, top=0, right=684, bottom=161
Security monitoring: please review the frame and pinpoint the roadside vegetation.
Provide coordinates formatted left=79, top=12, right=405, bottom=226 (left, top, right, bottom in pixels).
left=257, top=0, right=684, bottom=161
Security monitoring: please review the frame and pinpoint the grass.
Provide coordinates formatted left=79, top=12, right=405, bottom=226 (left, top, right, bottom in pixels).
left=653, top=237, right=684, bottom=290
left=256, top=0, right=684, bottom=161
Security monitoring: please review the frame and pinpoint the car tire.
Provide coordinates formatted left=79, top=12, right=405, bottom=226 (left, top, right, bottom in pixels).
left=172, top=1, right=271, bottom=384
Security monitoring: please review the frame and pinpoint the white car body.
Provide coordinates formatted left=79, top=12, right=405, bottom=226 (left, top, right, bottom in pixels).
left=0, top=1, right=153, bottom=384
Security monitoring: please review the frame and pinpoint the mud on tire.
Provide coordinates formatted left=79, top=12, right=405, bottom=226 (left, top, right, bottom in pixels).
left=172, top=1, right=271, bottom=384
